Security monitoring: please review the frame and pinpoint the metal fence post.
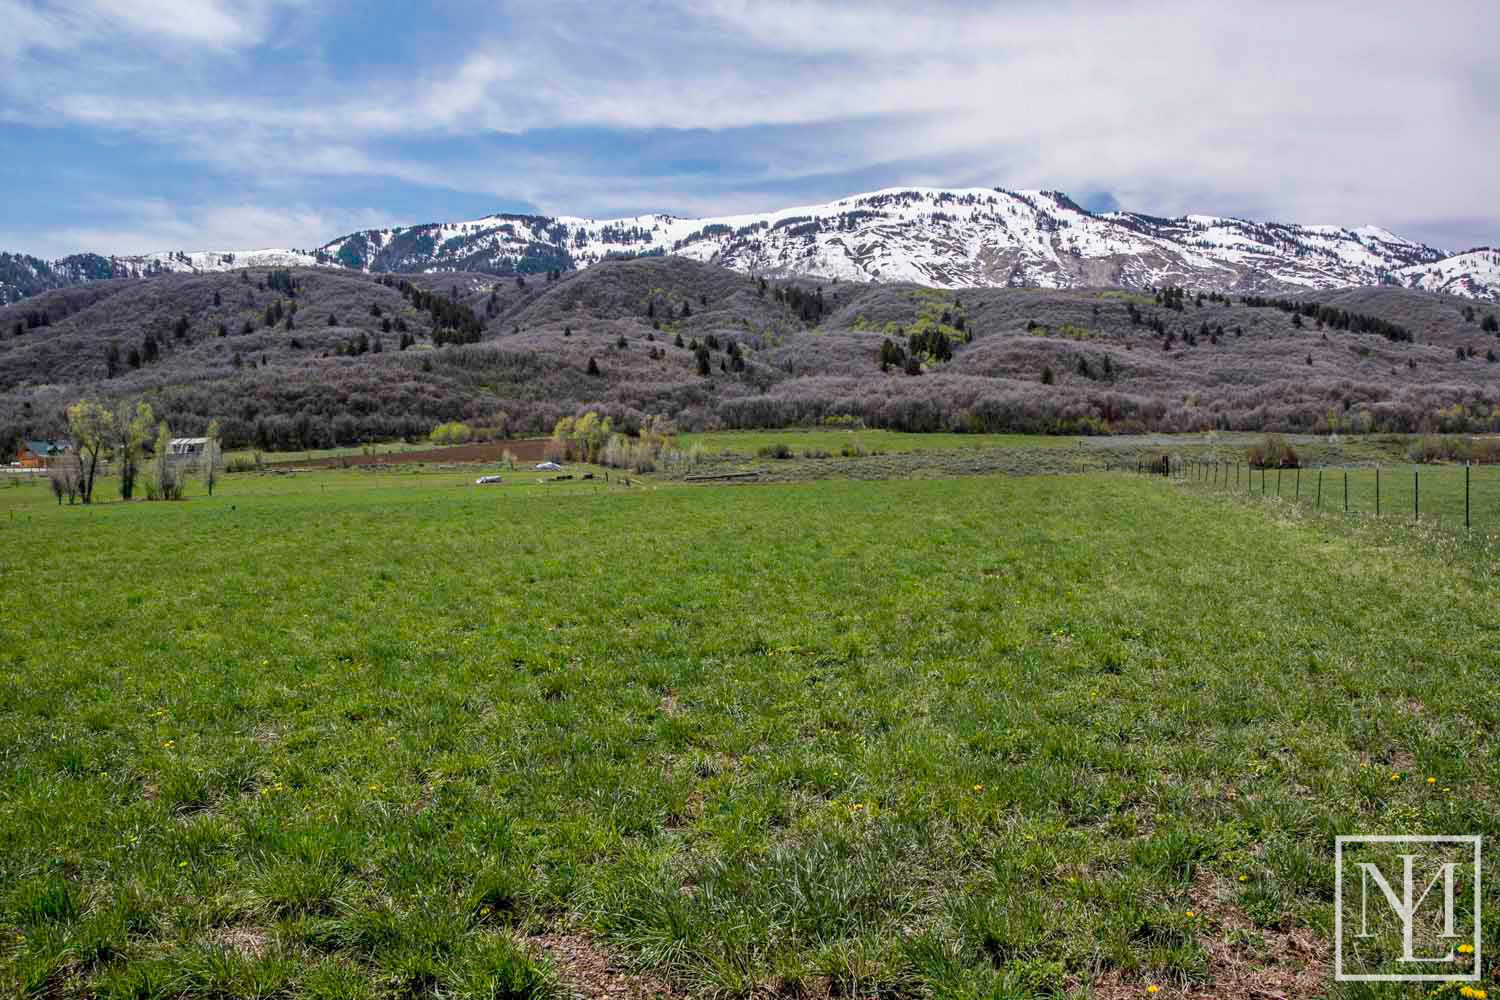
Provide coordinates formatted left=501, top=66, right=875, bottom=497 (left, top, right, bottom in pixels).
left=1376, top=466, right=1381, bottom=517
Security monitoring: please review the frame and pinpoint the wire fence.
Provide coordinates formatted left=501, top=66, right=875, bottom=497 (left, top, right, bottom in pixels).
left=1138, top=457, right=1497, bottom=532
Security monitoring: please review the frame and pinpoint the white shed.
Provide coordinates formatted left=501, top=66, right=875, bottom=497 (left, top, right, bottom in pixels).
left=168, top=437, right=209, bottom=456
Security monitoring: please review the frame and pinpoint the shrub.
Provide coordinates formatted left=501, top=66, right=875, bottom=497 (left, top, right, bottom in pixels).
left=431, top=421, right=472, bottom=446
left=801, top=447, right=831, bottom=459
left=1246, top=433, right=1299, bottom=469
left=757, top=443, right=793, bottom=460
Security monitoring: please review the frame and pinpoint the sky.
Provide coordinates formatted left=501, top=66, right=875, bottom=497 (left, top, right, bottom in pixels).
left=1, top=0, right=1496, bottom=259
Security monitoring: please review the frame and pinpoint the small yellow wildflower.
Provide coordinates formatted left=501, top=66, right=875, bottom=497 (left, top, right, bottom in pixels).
left=177, top=860, right=188, bottom=868
left=973, top=784, right=984, bottom=792
left=1427, top=776, right=1437, bottom=784
left=1185, top=910, right=1196, bottom=917
left=1458, top=943, right=1475, bottom=955
left=1238, top=875, right=1248, bottom=882
left=1390, top=773, right=1401, bottom=781
left=160, top=739, right=175, bottom=749
left=1147, top=986, right=1160, bottom=995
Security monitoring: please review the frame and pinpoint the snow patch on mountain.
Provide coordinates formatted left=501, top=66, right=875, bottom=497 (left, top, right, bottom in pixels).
left=5, top=188, right=1498, bottom=303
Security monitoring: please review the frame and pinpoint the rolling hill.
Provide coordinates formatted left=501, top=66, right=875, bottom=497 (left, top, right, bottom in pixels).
left=3, top=257, right=1499, bottom=453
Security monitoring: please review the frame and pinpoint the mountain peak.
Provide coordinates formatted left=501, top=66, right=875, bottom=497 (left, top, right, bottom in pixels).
left=3, top=187, right=1494, bottom=304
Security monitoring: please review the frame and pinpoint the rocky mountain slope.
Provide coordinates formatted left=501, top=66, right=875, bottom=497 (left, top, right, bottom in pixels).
left=6, top=188, right=1498, bottom=304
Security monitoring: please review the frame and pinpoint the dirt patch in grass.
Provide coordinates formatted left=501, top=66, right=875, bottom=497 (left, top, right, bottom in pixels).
left=1188, top=872, right=1325, bottom=999
left=532, top=933, right=675, bottom=1000
left=207, top=926, right=271, bottom=959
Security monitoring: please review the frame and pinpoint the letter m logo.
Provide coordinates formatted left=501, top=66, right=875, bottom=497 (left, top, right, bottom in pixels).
left=1336, top=835, right=1482, bottom=982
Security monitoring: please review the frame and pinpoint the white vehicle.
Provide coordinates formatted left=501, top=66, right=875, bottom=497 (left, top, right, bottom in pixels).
left=535, top=461, right=562, bottom=471
left=475, top=475, right=503, bottom=485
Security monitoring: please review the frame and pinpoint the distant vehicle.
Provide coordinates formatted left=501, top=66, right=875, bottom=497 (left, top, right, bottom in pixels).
left=535, top=461, right=562, bottom=470
left=475, top=475, right=503, bottom=485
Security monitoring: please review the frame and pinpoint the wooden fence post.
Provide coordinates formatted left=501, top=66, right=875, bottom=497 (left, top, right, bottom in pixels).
left=1466, top=463, right=1471, bottom=530
left=1344, top=467, right=1348, bottom=513
left=1376, top=466, right=1381, bottom=517
left=1414, top=468, right=1419, bottom=521
left=1317, top=469, right=1322, bottom=509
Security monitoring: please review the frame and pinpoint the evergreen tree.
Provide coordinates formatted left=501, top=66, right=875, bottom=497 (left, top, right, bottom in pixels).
left=1041, top=366, right=1055, bottom=385
left=587, top=356, right=601, bottom=376
left=1483, top=314, right=1499, bottom=333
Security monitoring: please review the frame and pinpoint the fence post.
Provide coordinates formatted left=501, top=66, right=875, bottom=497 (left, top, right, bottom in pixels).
left=1262, top=467, right=1267, bottom=495
left=1414, top=468, right=1419, bottom=521
left=1296, top=466, right=1300, bottom=500
left=1344, top=467, right=1348, bottom=513
left=1277, top=467, right=1282, bottom=498
left=1376, top=466, right=1381, bottom=518
left=1466, top=463, right=1471, bottom=530
left=1317, top=469, right=1322, bottom=509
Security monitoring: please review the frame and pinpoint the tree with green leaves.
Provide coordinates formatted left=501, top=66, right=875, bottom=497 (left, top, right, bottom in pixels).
left=111, top=400, right=154, bottom=500
left=203, top=419, right=221, bottom=496
left=66, top=400, right=114, bottom=504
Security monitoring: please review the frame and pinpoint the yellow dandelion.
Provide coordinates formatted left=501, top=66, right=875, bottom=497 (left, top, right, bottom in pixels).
left=1390, top=773, right=1401, bottom=781
left=1186, top=910, right=1196, bottom=917
left=1147, top=986, right=1160, bottom=995
left=1427, top=776, right=1437, bottom=784
left=1458, top=943, right=1475, bottom=954
left=1238, top=875, right=1248, bottom=882
left=973, top=784, right=984, bottom=792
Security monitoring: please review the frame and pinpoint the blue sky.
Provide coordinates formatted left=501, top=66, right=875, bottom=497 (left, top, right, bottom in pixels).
left=2, top=0, right=1496, bottom=258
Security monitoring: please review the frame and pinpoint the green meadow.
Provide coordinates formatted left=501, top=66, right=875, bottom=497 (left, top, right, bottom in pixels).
left=1, top=468, right=1496, bottom=999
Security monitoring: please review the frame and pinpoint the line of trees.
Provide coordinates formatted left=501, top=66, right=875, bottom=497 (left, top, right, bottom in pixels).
left=50, top=399, right=220, bottom=505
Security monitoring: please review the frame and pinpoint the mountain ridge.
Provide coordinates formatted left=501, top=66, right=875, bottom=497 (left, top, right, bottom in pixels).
left=5, top=187, right=1499, bottom=304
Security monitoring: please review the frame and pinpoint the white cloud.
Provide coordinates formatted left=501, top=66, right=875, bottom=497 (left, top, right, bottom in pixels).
left=12, top=199, right=400, bottom=258
left=3, top=0, right=1498, bottom=249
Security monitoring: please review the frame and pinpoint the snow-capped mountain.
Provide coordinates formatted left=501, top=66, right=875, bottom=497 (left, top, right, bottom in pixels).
left=0, top=248, right=321, bottom=305
left=1394, top=248, right=1500, bottom=301
left=6, top=187, right=1498, bottom=303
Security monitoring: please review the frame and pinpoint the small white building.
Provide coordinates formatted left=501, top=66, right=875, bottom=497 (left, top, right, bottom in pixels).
left=168, top=437, right=209, bottom=456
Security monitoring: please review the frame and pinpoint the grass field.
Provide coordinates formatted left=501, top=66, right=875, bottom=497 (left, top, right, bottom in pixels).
left=1185, top=461, right=1500, bottom=532
left=2, top=469, right=1497, bottom=999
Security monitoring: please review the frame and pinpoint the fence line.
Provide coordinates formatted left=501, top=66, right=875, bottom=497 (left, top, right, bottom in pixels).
left=1137, top=456, right=1489, bottom=532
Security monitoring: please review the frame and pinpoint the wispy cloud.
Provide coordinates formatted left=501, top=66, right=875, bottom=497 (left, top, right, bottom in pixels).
left=2, top=0, right=1497, bottom=255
